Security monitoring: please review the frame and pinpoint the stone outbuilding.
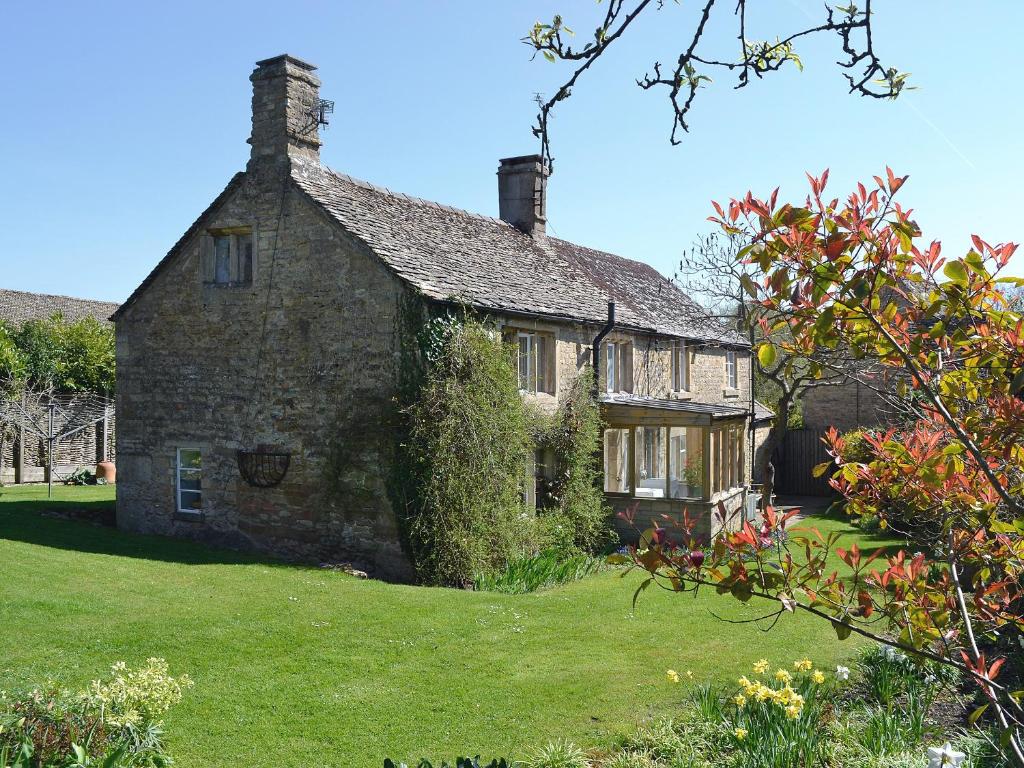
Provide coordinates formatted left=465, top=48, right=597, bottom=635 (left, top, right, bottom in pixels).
left=114, top=54, right=769, bottom=578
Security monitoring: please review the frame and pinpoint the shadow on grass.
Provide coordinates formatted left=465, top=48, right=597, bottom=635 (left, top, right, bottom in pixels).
left=0, top=489, right=293, bottom=569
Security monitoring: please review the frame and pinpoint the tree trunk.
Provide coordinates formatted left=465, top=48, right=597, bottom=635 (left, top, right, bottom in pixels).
left=756, top=388, right=794, bottom=508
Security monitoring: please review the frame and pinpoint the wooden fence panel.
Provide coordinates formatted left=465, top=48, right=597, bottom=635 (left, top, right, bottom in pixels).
left=775, top=428, right=836, bottom=497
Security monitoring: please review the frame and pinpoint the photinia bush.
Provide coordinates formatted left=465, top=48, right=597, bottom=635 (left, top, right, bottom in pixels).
left=618, top=169, right=1024, bottom=766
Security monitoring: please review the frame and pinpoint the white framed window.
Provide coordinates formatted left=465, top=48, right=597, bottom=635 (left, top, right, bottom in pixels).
left=673, top=341, right=690, bottom=391
left=668, top=426, right=704, bottom=499
left=725, top=350, right=738, bottom=390
left=604, top=341, right=633, bottom=394
left=176, top=448, right=203, bottom=514
left=516, top=332, right=553, bottom=393
left=634, top=426, right=666, bottom=498
left=205, top=228, right=254, bottom=286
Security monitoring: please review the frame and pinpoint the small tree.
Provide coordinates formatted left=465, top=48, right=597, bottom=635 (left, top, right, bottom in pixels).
left=407, top=319, right=532, bottom=586
left=677, top=234, right=872, bottom=493
left=11, top=315, right=115, bottom=395
left=623, top=171, right=1024, bottom=765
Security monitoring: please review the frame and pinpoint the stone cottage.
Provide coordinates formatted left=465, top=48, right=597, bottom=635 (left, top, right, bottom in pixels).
left=114, top=54, right=768, bottom=578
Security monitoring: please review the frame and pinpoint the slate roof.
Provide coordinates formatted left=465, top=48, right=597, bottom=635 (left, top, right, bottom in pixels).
left=0, top=288, right=120, bottom=326
left=292, top=161, right=746, bottom=345
left=753, top=400, right=775, bottom=423
left=600, top=394, right=751, bottom=419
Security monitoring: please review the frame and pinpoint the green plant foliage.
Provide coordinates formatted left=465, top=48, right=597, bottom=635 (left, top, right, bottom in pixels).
left=64, top=467, right=96, bottom=486
left=535, top=369, right=614, bottom=553
left=0, top=658, right=190, bottom=768
left=8, top=314, right=115, bottom=395
left=0, top=322, right=26, bottom=394
left=406, top=319, right=533, bottom=586
left=519, top=740, right=589, bottom=768
left=472, top=548, right=602, bottom=594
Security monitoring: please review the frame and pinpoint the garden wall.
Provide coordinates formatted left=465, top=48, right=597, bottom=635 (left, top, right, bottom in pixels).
left=0, top=416, right=115, bottom=485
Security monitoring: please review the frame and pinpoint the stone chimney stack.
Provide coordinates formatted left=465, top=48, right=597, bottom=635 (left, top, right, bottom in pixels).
left=497, top=155, right=549, bottom=237
left=247, top=54, right=322, bottom=171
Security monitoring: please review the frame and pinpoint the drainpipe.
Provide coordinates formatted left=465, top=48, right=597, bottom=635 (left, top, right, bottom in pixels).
left=591, top=301, right=616, bottom=398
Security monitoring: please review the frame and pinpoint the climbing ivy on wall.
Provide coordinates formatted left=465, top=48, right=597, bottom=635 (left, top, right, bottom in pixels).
left=405, top=314, right=533, bottom=586
left=534, top=368, right=614, bottom=554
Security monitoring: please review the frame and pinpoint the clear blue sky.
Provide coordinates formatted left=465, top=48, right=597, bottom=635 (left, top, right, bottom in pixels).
left=2, top=1, right=1022, bottom=303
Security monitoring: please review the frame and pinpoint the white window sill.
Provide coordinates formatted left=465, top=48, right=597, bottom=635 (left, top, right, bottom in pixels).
left=722, top=388, right=741, bottom=398
left=672, top=390, right=693, bottom=400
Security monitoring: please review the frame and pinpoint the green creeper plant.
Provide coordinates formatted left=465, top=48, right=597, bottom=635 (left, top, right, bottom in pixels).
left=406, top=318, right=533, bottom=586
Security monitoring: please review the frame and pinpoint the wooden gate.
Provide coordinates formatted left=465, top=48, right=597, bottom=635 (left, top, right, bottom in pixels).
left=775, top=428, right=836, bottom=497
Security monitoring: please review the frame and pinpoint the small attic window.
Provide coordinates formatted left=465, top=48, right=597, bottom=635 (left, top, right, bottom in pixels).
left=204, top=227, right=254, bottom=286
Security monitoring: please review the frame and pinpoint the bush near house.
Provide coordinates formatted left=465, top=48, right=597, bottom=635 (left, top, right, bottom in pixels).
left=406, top=319, right=534, bottom=586
left=405, top=316, right=615, bottom=588
left=534, top=368, right=615, bottom=556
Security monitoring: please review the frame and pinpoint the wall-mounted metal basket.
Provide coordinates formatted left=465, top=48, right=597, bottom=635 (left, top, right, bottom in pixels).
left=237, top=448, right=291, bottom=488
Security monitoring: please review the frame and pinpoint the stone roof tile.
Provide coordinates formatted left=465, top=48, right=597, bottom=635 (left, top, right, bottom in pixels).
left=0, top=288, right=120, bottom=326
left=292, top=161, right=745, bottom=345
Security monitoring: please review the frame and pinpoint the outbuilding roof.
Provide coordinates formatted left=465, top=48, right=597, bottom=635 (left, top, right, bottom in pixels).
left=0, top=288, right=120, bottom=327
left=291, top=161, right=746, bottom=345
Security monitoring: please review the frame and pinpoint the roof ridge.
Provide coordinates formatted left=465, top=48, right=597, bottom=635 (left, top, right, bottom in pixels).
left=298, top=161, right=510, bottom=227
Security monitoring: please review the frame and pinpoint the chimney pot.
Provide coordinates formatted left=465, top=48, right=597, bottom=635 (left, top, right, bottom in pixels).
left=497, top=154, right=548, bottom=237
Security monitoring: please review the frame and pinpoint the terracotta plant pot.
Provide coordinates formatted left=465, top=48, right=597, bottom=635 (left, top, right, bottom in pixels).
left=96, top=461, right=116, bottom=485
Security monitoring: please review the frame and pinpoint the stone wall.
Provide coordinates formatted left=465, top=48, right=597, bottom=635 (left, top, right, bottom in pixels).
left=502, top=316, right=753, bottom=413
left=800, top=378, right=890, bottom=432
left=116, top=175, right=413, bottom=579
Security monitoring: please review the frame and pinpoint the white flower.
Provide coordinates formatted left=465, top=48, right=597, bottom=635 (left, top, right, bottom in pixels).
left=927, top=742, right=966, bottom=768
left=835, top=665, right=850, bottom=681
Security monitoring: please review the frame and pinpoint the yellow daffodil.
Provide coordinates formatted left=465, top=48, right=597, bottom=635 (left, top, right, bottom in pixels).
left=785, top=703, right=802, bottom=719
left=753, top=659, right=770, bottom=675
left=793, top=658, right=813, bottom=672
left=738, top=675, right=751, bottom=688
left=775, top=669, right=792, bottom=684
left=734, top=727, right=748, bottom=740
left=734, top=694, right=747, bottom=708
left=666, top=669, right=680, bottom=684
left=812, top=670, right=826, bottom=685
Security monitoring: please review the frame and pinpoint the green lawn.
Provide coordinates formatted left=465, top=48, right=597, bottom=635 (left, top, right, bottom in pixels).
left=0, top=485, right=904, bottom=768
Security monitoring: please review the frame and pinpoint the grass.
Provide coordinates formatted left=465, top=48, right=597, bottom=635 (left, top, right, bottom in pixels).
left=0, top=485, right=906, bottom=768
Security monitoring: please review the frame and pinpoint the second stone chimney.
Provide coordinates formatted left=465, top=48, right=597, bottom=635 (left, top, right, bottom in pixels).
left=497, top=155, right=548, bottom=237
left=248, top=54, right=322, bottom=172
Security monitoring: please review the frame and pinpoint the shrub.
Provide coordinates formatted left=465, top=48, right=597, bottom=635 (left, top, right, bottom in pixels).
left=407, top=320, right=533, bottom=586
left=473, top=548, right=602, bottom=594
left=536, top=371, right=614, bottom=554
left=65, top=467, right=96, bottom=486
left=0, top=658, right=191, bottom=768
